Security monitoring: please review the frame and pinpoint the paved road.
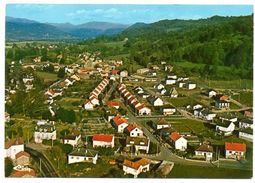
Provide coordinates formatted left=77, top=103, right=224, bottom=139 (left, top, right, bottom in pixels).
left=25, top=145, right=59, bottom=177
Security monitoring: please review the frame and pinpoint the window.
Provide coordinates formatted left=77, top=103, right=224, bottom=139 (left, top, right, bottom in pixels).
left=131, top=133, right=134, bottom=136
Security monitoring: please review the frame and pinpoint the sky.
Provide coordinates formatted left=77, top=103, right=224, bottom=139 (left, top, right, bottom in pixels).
left=6, top=4, right=253, bottom=25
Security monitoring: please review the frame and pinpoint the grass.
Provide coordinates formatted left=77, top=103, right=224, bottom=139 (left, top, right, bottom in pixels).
left=57, top=97, right=81, bottom=110
left=167, top=164, right=252, bottom=178
left=169, top=119, right=207, bottom=134
left=36, top=71, right=59, bottom=83
left=167, top=97, right=196, bottom=107
left=232, top=91, right=253, bottom=107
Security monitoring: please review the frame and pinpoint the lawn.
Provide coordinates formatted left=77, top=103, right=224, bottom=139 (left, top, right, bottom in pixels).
left=169, top=119, right=207, bottom=134
left=166, top=97, right=196, bottom=107
left=57, top=97, right=82, bottom=110
left=232, top=91, right=253, bottom=107
left=36, top=71, right=59, bottom=83
left=167, top=164, right=252, bottom=178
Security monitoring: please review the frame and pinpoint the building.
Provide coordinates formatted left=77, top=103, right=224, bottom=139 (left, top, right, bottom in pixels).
left=63, top=133, right=81, bottom=147
left=239, top=128, right=253, bottom=142
left=11, top=166, right=36, bottom=178
left=166, top=79, right=176, bottom=85
left=161, top=105, right=176, bottom=116
left=239, top=119, right=253, bottom=129
left=152, top=118, right=170, bottom=130
left=123, top=158, right=151, bottom=178
left=215, top=120, right=235, bottom=136
left=112, top=115, right=129, bottom=133
left=148, top=96, right=164, bottom=106
left=135, top=104, right=151, bottom=116
left=186, top=83, right=196, bottom=90
left=120, top=70, right=128, bottom=77
left=15, top=151, right=30, bottom=166
left=68, top=148, right=98, bottom=164
left=208, top=89, right=217, bottom=98
left=107, top=101, right=120, bottom=109
left=137, top=68, right=150, bottom=74
left=5, top=138, right=24, bottom=160
left=126, top=136, right=150, bottom=154
left=34, top=121, right=56, bottom=143
left=92, top=134, right=115, bottom=148
left=195, top=144, right=213, bottom=161
left=45, top=89, right=62, bottom=98
left=169, top=87, right=178, bottom=98
left=225, top=142, right=246, bottom=160
left=169, top=132, right=187, bottom=151
left=215, top=95, right=230, bottom=109
left=200, top=110, right=217, bottom=121
left=125, top=124, right=143, bottom=137
left=154, top=83, right=165, bottom=90
left=84, top=100, right=94, bottom=110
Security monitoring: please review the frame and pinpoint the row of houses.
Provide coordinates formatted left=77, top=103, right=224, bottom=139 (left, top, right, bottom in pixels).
left=165, top=73, right=196, bottom=90
left=84, top=78, right=109, bottom=110
left=117, top=84, right=151, bottom=116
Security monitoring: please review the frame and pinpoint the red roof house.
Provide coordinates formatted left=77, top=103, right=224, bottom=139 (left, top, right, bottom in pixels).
left=92, top=134, right=115, bottom=148
left=225, top=142, right=246, bottom=159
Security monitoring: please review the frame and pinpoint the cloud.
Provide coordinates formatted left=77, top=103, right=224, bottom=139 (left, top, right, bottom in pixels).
left=66, top=8, right=122, bottom=18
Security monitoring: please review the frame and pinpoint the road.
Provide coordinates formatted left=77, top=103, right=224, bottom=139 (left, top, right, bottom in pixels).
left=25, top=145, right=59, bottom=177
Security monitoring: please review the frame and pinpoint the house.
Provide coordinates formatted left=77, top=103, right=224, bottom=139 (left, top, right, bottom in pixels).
left=144, top=77, right=157, bottom=82
left=5, top=138, right=24, bottom=160
left=159, top=88, right=167, bottom=95
left=215, top=120, right=235, bottom=136
left=161, top=105, right=176, bottom=116
left=112, top=115, right=129, bottom=133
left=111, top=69, right=120, bottom=75
left=186, top=83, right=196, bottom=90
left=148, top=96, right=164, bottom=106
left=92, top=134, right=114, bottom=148
left=239, top=128, right=253, bottom=142
left=11, top=166, right=36, bottom=178
left=70, top=74, right=80, bottom=81
left=45, top=89, right=62, bottom=98
left=244, top=110, right=253, bottom=118
left=193, top=104, right=203, bottom=110
left=68, top=148, right=98, bottom=164
left=166, top=79, right=176, bottom=85
left=120, top=70, right=128, bottom=77
left=152, top=118, right=170, bottom=130
left=63, top=133, right=81, bottom=147
left=169, top=87, right=178, bottom=98
left=135, top=104, right=151, bottom=116
left=169, top=132, right=187, bottom=151
left=84, top=100, right=94, bottom=110
left=89, top=96, right=100, bottom=106
left=167, top=74, right=177, bottom=79
left=5, top=112, right=10, bottom=123
left=239, top=119, right=253, bottom=129
left=126, top=136, right=150, bottom=154
left=154, top=83, right=165, bottom=90
left=137, top=68, right=150, bottom=74
left=15, top=151, right=30, bottom=166
left=178, top=82, right=186, bottom=88
left=125, top=124, right=143, bottom=137
left=194, top=108, right=204, bottom=118
left=225, top=142, right=246, bottom=160
left=140, top=92, right=150, bottom=99
left=107, top=101, right=120, bottom=109
left=200, top=110, right=216, bottom=121
left=123, top=158, right=151, bottom=178
left=215, top=95, right=230, bottom=109
left=195, top=144, right=213, bottom=161
left=208, top=89, right=217, bottom=98
left=34, top=121, right=56, bottom=143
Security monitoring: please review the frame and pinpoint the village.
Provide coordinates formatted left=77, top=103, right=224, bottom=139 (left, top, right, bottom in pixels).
left=4, top=44, right=253, bottom=178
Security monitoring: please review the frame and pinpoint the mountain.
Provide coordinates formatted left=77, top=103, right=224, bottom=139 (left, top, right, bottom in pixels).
left=5, top=17, right=130, bottom=40
left=6, top=17, right=75, bottom=41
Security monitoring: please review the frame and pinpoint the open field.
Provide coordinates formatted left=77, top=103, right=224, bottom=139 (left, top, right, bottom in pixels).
left=169, top=119, right=207, bottom=134
left=36, top=71, right=59, bottom=83
left=167, top=164, right=252, bottom=178
left=232, top=91, right=253, bottom=107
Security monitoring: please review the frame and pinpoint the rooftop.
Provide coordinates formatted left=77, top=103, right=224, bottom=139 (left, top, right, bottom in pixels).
left=92, top=134, right=114, bottom=142
left=225, top=142, right=246, bottom=152
left=69, top=148, right=98, bottom=157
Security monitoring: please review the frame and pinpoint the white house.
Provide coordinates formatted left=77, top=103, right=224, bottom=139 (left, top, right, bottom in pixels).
left=123, top=158, right=151, bottom=178
left=45, top=89, right=62, bottom=98
left=239, top=119, right=253, bottom=129
left=159, top=88, right=167, bottom=95
left=200, top=110, right=216, bottom=121
left=63, top=134, right=81, bottom=147
left=84, top=100, right=94, bottom=110
left=154, top=83, right=165, bottom=90
left=92, top=134, right=114, bottom=148
left=215, top=95, right=230, bottom=109
left=5, top=138, right=24, bottom=160
left=193, top=104, right=203, bottom=110
left=169, top=132, right=187, bottom=151
left=169, top=87, right=178, bottom=98
left=162, top=106, right=176, bottom=116
left=195, top=144, right=213, bottom=161
left=135, top=105, right=151, bottom=116
left=167, top=74, right=177, bottom=79
left=166, top=79, right=176, bottom=85
left=120, top=70, right=128, bottom=77
left=216, top=120, right=235, bottom=136
left=34, top=122, right=57, bottom=143
left=148, top=96, right=164, bottom=106
left=186, top=83, right=196, bottom=90
left=112, top=115, right=129, bottom=133
left=89, top=96, right=100, bottom=106
left=239, top=128, right=253, bottom=142
left=125, top=124, right=143, bottom=137
left=152, top=118, right=170, bottom=130
left=208, top=90, right=217, bottom=98
left=225, top=142, right=246, bottom=160
left=68, top=148, right=98, bottom=164
left=126, top=136, right=150, bottom=154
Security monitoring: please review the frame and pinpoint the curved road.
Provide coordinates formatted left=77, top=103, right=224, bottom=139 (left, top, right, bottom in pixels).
left=25, top=146, right=59, bottom=177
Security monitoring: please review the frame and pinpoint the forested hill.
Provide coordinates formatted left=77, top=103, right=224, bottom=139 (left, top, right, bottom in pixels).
left=84, top=15, right=253, bottom=79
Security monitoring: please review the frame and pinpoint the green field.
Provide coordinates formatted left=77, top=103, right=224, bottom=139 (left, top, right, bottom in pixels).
left=36, top=71, right=59, bottom=82
left=167, top=97, right=196, bottom=107
left=232, top=91, right=253, bottom=107
left=168, top=164, right=252, bottom=178
left=169, top=119, right=207, bottom=134
left=57, top=97, right=81, bottom=110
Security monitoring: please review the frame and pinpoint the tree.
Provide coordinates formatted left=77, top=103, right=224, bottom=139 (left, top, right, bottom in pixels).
left=5, top=157, right=13, bottom=177
left=61, top=144, right=73, bottom=154
left=17, top=126, right=23, bottom=137
left=60, top=129, right=70, bottom=139
left=57, top=68, right=65, bottom=78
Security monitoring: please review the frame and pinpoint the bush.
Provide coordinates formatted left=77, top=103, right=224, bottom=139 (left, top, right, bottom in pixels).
left=5, top=157, right=13, bottom=177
